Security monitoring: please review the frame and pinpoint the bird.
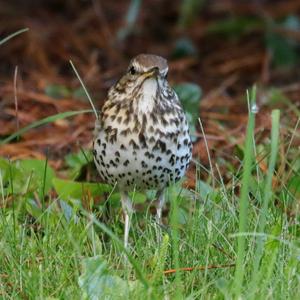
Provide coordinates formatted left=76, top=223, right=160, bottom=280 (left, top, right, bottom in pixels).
left=93, top=54, right=192, bottom=248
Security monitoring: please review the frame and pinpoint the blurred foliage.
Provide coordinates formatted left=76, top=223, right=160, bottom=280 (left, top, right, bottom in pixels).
left=45, top=84, right=72, bottom=99
left=207, top=14, right=300, bottom=68
left=0, top=158, right=54, bottom=198
left=172, top=37, right=197, bottom=58
left=117, top=0, right=142, bottom=40
left=266, top=15, right=300, bottom=67
left=174, top=82, right=202, bottom=141
left=179, top=0, right=206, bottom=28
left=207, top=16, right=263, bottom=37
left=53, top=177, right=111, bottom=202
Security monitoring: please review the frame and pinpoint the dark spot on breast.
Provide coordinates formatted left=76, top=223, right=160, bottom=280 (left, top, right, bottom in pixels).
left=120, top=128, right=131, bottom=137
left=156, top=156, right=162, bottom=162
left=153, top=140, right=166, bottom=153
left=110, top=114, right=116, bottom=121
left=150, top=112, right=157, bottom=123
left=115, top=151, right=120, bottom=157
left=129, top=139, right=140, bottom=150
left=169, top=154, right=175, bottom=164
left=97, top=138, right=101, bottom=146
left=141, top=161, right=148, bottom=168
left=161, top=117, right=168, bottom=126
left=124, top=160, right=130, bottom=166
left=149, top=136, right=156, bottom=144
left=145, top=151, right=155, bottom=159
left=124, top=115, right=131, bottom=125
left=163, top=167, right=171, bottom=173
left=117, top=116, right=122, bottom=123
left=139, top=133, right=147, bottom=148
left=120, top=144, right=127, bottom=150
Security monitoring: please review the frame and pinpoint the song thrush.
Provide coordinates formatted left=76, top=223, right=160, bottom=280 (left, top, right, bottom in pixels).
left=93, top=54, right=192, bottom=247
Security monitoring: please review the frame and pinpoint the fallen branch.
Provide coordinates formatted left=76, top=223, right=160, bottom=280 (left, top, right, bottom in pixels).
left=163, top=263, right=235, bottom=275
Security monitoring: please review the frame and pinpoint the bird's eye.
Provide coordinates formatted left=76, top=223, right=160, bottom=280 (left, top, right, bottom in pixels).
left=129, top=66, right=136, bottom=75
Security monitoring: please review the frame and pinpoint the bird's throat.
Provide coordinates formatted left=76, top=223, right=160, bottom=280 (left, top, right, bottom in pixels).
left=137, top=78, right=158, bottom=114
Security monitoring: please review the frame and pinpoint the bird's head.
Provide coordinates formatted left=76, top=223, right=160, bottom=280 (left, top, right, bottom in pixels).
left=128, top=54, right=168, bottom=80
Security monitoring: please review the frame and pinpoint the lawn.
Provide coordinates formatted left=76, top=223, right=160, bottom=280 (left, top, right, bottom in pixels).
left=1, top=86, right=299, bottom=299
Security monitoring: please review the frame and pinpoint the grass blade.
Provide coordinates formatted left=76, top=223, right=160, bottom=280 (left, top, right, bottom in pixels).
left=248, top=109, right=280, bottom=297
left=0, top=28, right=29, bottom=46
left=233, top=87, right=257, bottom=297
left=170, top=190, right=183, bottom=299
left=69, top=60, right=98, bottom=120
left=0, top=110, right=92, bottom=145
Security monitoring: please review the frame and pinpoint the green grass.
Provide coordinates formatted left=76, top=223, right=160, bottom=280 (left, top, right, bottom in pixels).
left=0, top=88, right=299, bottom=299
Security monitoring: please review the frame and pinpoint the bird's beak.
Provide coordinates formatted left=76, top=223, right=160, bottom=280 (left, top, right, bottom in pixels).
left=143, top=67, right=159, bottom=78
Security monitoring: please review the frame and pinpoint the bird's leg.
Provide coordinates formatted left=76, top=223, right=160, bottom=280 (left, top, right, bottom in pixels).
left=121, top=192, right=133, bottom=249
left=154, top=189, right=165, bottom=244
left=155, top=189, right=165, bottom=225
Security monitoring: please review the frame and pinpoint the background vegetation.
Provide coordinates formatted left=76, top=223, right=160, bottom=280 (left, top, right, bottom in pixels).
left=0, top=1, right=299, bottom=298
